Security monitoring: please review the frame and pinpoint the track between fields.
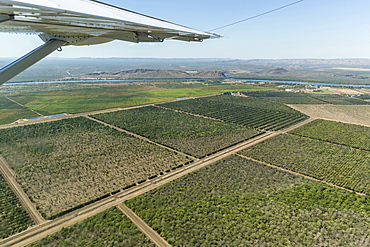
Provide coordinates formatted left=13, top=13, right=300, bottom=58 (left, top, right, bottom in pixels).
left=0, top=131, right=278, bottom=247
left=237, top=154, right=366, bottom=196
left=85, top=115, right=198, bottom=160
left=117, top=204, right=171, bottom=247
left=0, top=156, right=46, bottom=225
left=5, top=97, right=43, bottom=117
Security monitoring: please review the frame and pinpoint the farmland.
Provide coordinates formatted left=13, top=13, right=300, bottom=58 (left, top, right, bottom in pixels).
left=3, top=84, right=274, bottom=118
left=290, top=119, right=370, bottom=150
left=127, top=155, right=370, bottom=246
left=0, top=97, right=39, bottom=125
left=0, top=117, right=191, bottom=218
left=243, top=91, right=370, bottom=105
left=0, top=174, right=34, bottom=239
left=308, top=93, right=370, bottom=105
left=289, top=104, right=370, bottom=126
left=243, top=91, right=327, bottom=104
left=93, top=106, right=261, bottom=158
left=160, top=95, right=308, bottom=131
left=240, top=134, right=370, bottom=194
left=29, top=207, right=155, bottom=247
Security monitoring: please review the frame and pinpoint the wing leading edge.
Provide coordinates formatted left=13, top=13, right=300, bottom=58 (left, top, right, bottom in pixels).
left=0, top=0, right=220, bottom=84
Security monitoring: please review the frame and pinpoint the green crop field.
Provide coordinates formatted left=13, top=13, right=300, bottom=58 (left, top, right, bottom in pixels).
left=0, top=174, right=33, bottom=239
left=308, top=93, right=370, bottom=105
left=243, top=91, right=327, bottom=104
left=0, top=117, right=191, bottom=218
left=243, top=91, right=370, bottom=105
left=127, top=155, right=370, bottom=246
left=0, top=97, right=39, bottom=125
left=160, top=95, right=308, bottom=131
left=29, top=207, right=154, bottom=247
left=93, top=106, right=261, bottom=158
left=4, top=84, right=274, bottom=117
left=290, top=119, right=370, bottom=150
left=240, top=134, right=370, bottom=194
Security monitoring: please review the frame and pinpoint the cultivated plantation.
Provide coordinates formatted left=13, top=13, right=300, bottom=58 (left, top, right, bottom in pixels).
left=160, top=95, right=308, bottom=131
left=93, top=105, right=262, bottom=158
left=0, top=117, right=191, bottom=218
left=0, top=84, right=370, bottom=245
left=241, top=133, right=370, bottom=194
left=0, top=174, right=33, bottom=239
left=29, top=207, right=155, bottom=247
left=290, top=119, right=370, bottom=150
left=243, top=91, right=370, bottom=105
left=127, top=156, right=370, bottom=246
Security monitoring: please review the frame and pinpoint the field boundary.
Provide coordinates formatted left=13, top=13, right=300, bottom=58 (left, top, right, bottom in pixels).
left=0, top=156, right=46, bottom=225
left=117, top=203, right=171, bottom=247
left=85, top=116, right=198, bottom=160
left=5, top=97, right=43, bottom=117
left=237, top=154, right=366, bottom=196
left=0, top=132, right=278, bottom=247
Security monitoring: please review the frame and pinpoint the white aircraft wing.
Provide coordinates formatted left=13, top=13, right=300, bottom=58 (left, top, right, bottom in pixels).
left=0, top=0, right=220, bottom=84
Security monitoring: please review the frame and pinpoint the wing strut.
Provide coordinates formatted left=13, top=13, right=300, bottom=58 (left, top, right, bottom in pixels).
left=0, top=39, right=67, bottom=85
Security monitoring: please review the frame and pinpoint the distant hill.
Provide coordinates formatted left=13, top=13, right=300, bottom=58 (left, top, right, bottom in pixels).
left=266, top=68, right=289, bottom=75
left=84, top=69, right=226, bottom=79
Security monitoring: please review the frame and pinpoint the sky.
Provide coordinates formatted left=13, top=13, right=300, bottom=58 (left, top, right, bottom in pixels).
left=1, top=0, right=370, bottom=60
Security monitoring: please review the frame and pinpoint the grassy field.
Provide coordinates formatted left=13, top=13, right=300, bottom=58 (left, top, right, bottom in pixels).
left=160, top=95, right=308, bottom=131
left=240, top=134, right=370, bottom=194
left=0, top=174, right=34, bottom=239
left=0, top=117, right=191, bottom=218
left=5, top=84, right=275, bottom=117
left=127, top=155, right=370, bottom=246
left=0, top=97, right=39, bottom=125
left=29, top=207, right=154, bottom=247
left=93, top=106, right=261, bottom=158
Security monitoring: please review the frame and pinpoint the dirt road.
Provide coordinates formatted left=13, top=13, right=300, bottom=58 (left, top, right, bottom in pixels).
left=86, top=116, right=197, bottom=160
left=0, top=131, right=278, bottom=247
left=0, top=156, right=45, bottom=225
left=117, top=204, right=171, bottom=247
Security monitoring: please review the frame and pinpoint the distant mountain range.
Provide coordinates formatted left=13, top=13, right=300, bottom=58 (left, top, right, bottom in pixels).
left=83, top=69, right=226, bottom=79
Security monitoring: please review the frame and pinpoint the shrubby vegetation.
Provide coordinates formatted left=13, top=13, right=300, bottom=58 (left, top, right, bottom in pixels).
left=160, top=95, right=307, bottom=131
left=127, top=156, right=370, bottom=246
left=0, top=117, right=191, bottom=218
left=240, top=134, right=370, bottom=194
left=94, top=106, right=261, bottom=158
left=29, top=207, right=154, bottom=247
left=0, top=174, right=33, bottom=239
left=290, top=119, right=370, bottom=150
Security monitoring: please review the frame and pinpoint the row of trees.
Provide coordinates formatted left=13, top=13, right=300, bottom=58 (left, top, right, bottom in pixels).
left=241, top=134, right=370, bottom=194
left=127, top=155, right=370, bottom=246
left=0, top=117, right=191, bottom=218
left=159, top=95, right=308, bottom=131
left=290, top=119, right=370, bottom=151
left=30, top=207, right=154, bottom=247
left=94, top=106, right=261, bottom=158
left=0, top=175, right=33, bottom=239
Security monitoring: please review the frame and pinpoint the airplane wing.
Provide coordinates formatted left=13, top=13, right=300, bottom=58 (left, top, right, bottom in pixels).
left=0, top=0, right=220, bottom=84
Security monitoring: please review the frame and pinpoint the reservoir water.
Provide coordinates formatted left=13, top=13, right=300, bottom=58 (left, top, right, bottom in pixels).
left=4, top=78, right=370, bottom=88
